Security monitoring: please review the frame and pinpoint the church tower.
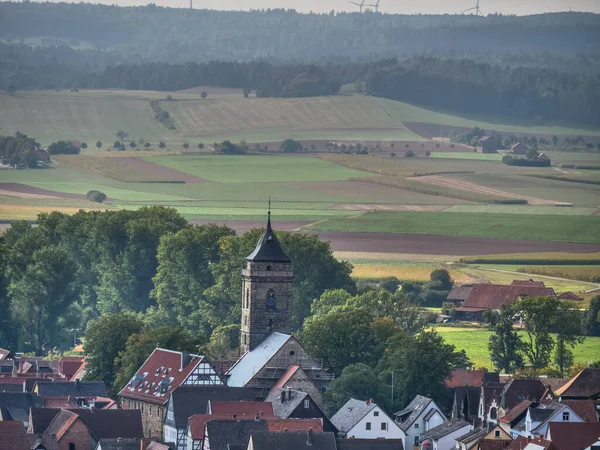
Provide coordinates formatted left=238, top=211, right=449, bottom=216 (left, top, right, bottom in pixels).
left=240, top=212, right=293, bottom=355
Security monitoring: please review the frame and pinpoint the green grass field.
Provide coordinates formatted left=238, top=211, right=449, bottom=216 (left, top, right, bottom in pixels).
left=308, top=211, right=600, bottom=244
left=431, top=152, right=503, bottom=161
left=434, top=327, right=600, bottom=370
left=443, top=205, right=598, bottom=215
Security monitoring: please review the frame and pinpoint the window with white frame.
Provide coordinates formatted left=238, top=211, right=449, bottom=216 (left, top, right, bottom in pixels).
left=563, top=412, right=570, bottom=421
left=366, top=422, right=371, bottom=430
left=304, top=399, right=310, bottom=409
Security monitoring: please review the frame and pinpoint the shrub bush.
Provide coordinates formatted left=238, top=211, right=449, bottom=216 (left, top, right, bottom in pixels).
left=86, top=190, right=107, bottom=203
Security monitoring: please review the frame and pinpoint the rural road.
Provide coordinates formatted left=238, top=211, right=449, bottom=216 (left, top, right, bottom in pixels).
left=189, top=220, right=600, bottom=256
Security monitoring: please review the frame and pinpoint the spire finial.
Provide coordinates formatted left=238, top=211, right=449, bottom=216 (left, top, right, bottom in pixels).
left=268, top=196, right=271, bottom=216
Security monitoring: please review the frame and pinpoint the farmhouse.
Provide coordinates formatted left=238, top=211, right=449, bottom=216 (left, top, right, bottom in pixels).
left=418, top=418, right=471, bottom=450
left=510, top=142, right=527, bottom=155
left=557, top=291, right=583, bottom=301
left=476, top=136, right=497, bottom=153
left=332, top=398, right=405, bottom=442
left=453, top=283, right=555, bottom=321
left=394, top=395, right=446, bottom=448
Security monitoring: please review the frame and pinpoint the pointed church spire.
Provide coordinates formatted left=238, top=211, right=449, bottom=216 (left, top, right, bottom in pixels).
left=246, top=201, right=291, bottom=262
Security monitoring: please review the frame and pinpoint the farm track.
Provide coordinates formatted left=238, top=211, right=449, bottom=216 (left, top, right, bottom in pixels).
left=411, top=175, right=556, bottom=205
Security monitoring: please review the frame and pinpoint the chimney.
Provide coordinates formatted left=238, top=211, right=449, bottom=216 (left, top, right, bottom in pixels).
left=140, top=439, right=147, bottom=450
left=307, top=429, right=313, bottom=446
left=181, top=351, right=191, bottom=370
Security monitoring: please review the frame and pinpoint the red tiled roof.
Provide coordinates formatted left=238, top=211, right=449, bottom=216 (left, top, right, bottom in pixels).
left=460, top=284, right=555, bottom=310
left=447, top=286, right=472, bottom=301
left=557, top=291, right=583, bottom=300
left=271, top=365, right=300, bottom=391
left=548, top=422, right=600, bottom=450
left=118, top=348, right=211, bottom=405
left=45, top=409, right=80, bottom=441
left=511, top=280, right=545, bottom=287
left=42, top=397, right=79, bottom=409
left=59, top=357, right=85, bottom=379
left=267, top=419, right=323, bottom=432
left=560, top=400, right=600, bottom=423
left=555, top=368, right=600, bottom=398
left=445, top=369, right=485, bottom=388
left=542, top=378, right=569, bottom=393
left=209, top=401, right=274, bottom=417
left=0, top=421, right=29, bottom=450
left=70, top=360, right=87, bottom=381
left=498, top=399, right=532, bottom=424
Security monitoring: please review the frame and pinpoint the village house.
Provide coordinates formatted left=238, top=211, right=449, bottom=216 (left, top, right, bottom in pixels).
left=510, top=402, right=583, bottom=438
left=247, top=430, right=337, bottom=450
left=226, top=214, right=332, bottom=402
left=509, top=143, right=527, bottom=155
left=477, top=424, right=513, bottom=450
left=118, top=348, right=224, bottom=441
left=27, top=408, right=143, bottom=450
left=476, top=136, right=497, bottom=153
left=265, top=387, right=337, bottom=433
left=394, top=395, right=446, bottom=449
left=554, top=368, right=600, bottom=400
left=0, top=420, right=30, bottom=450
left=545, top=422, right=600, bottom=450
left=449, top=369, right=502, bottom=425
left=418, top=418, right=471, bottom=450
left=0, top=392, right=44, bottom=425
left=336, top=438, right=405, bottom=450
left=164, top=385, right=255, bottom=450
left=332, top=398, right=405, bottom=442
left=453, top=283, right=555, bottom=321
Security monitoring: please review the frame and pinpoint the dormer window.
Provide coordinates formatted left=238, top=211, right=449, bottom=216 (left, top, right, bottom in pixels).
left=562, top=412, right=570, bottom=421
left=494, top=430, right=501, bottom=438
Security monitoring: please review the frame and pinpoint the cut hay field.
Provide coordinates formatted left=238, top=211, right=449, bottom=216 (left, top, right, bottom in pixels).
left=351, top=262, right=474, bottom=284
left=430, top=152, right=502, bottom=161
left=434, top=327, right=600, bottom=370
left=308, top=211, right=600, bottom=244
left=3, top=89, right=600, bottom=148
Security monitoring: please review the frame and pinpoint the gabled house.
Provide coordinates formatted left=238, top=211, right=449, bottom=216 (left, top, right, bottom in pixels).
left=511, top=402, right=583, bottom=438
left=446, top=287, right=473, bottom=308
left=394, top=395, right=446, bottom=449
left=248, top=430, right=337, bottom=450
left=498, top=400, right=534, bottom=435
left=510, top=143, right=527, bottom=155
left=164, top=385, right=254, bottom=450
left=476, top=136, right=497, bottom=154
left=559, top=400, right=600, bottom=422
left=452, top=386, right=482, bottom=424
left=119, top=348, right=224, bottom=441
left=454, top=284, right=555, bottom=321
left=499, top=379, right=547, bottom=419
left=455, top=427, right=487, bottom=450
left=28, top=408, right=144, bottom=449
left=336, top=438, right=405, bottom=450
left=557, top=292, right=582, bottom=301
left=478, top=425, right=512, bottom=450
left=478, top=384, right=504, bottom=426
left=332, top=398, right=405, bottom=442
left=418, top=418, right=471, bottom=450
left=266, top=388, right=337, bottom=432
left=203, top=419, right=266, bottom=450
left=0, top=392, right=43, bottom=425
left=555, top=368, right=600, bottom=400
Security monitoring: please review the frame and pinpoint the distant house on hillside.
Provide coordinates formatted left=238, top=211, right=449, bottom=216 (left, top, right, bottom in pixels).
left=34, top=149, right=50, bottom=162
left=453, top=283, right=555, bottom=321
left=511, top=280, right=545, bottom=287
left=557, top=291, right=583, bottom=301
left=446, top=286, right=473, bottom=307
left=510, top=142, right=527, bottom=155
left=476, top=136, right=497, bottom=153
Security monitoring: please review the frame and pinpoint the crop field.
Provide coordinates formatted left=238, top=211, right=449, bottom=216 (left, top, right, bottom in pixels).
left=351, top=262, right=474, bottom=283
left=3, top=89, right=599, bottom=147
left=444, top=205, right=598, bottom=215
left=308, top=211, right=600, bottom=244
left=430, top=152, right=502, bottom=161
left=434, top=327, right=600, bottom=370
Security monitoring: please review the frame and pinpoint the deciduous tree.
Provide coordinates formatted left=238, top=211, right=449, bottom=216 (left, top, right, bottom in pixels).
left=488, top=304, right=524, bottom=373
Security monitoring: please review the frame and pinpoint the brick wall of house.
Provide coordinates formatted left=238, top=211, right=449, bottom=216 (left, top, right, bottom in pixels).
left=58, top=418, right=93, bottom=450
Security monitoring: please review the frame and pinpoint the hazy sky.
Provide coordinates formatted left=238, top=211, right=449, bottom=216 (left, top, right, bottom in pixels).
left=18, top=0, right=600, bottom=15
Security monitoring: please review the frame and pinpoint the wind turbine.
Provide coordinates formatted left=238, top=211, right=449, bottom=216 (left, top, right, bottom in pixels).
left=349, top=0, right=366, bottom=13
left=462, top=0, right=484, bottom=16
left=366, top=0, right=380, bottom=12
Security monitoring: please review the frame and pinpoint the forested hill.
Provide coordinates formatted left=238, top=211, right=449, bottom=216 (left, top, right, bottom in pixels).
left=1, top=2, right=600, bottom=64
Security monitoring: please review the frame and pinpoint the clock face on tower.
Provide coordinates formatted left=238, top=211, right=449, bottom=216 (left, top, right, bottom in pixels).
left=266, top=290, right=276, bottom=310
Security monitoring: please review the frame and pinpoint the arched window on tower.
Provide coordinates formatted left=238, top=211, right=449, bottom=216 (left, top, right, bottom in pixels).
left=490, top=407, right=497, bottom=420
left=245, top=288, right=249, bottom=308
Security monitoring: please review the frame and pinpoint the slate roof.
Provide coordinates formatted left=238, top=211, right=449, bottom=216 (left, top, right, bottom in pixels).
left=393, top=395, right=432, bottom=431
left=30, top=408, right=143, bottom=439
left=97, top=438, right=145, bottom=450
left=548, top=422, right=600, bottom=450
left=227, top=332, right=292, bottom=387
left=500, top=379, right=546, bottom=409
left=447, top=287, right=472, bottom=301
left=209, top=400, right=274, bottom=417
left=555, top=368, right=600, bottom=398
left=418, top=419, right=470, bottom=441
left=266, top=388, right=309, bottom=419
left=337, top=439, right=404, bottom=450
left=118, top=348, right=215, bottom=405
left=169, top=385, right=254, bottom=428
left=0, top=383, right=24, bottom=393
left=331, top=398, right=376, bottom=433
left=542, top=378, right=569, bottom=393
left=205, top=419, right=267, bottom=450
left=250, top=430, right=336, bottom=450
left=188, top=414, right=270, bottom=441
left=246, top=214, right=291, bottom=262
left=35, top=381, right=107, bottom=397
left=456, top=427, right=487, bottom=444
left=560, top=400, right=600, bottom=422
left=458, top=284, right=555, bottom=311
left=0, top=420, right=29, bottom=450
left=0, top=392, right=44, bottom=421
